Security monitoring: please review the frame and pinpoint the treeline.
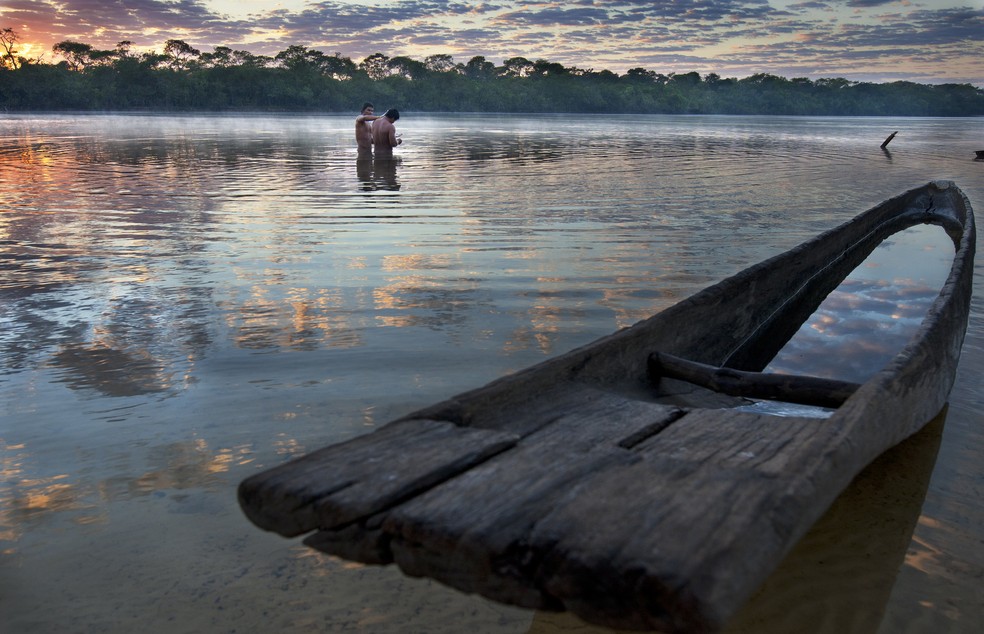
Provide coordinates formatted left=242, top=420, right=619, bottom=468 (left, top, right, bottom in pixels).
left=2, top=30, right=982, bottom=116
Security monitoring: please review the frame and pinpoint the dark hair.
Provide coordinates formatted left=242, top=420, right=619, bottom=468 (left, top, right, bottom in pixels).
left=384, top=108, right=400, bottom=121
left=361, top=102, right=374, bottom=112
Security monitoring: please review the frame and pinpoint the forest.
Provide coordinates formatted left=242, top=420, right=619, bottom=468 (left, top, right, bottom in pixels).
left=2, top=29, right=983, bottom=116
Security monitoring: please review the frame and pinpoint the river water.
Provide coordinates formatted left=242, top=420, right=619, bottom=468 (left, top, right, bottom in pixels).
left=1, top=113, right=982, bottom=633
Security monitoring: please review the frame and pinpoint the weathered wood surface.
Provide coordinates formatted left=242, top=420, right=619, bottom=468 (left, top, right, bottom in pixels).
left=239, top=181, right=975, bottom=632
left=648, top=351, right=861, bottom=408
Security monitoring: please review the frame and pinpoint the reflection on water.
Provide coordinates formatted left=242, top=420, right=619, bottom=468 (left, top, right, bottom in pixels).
left=765, top=224, right=955, bottom=383
left=1, top=114, right=982, bottom=633
left=0, top=433, right=249, bottom=546
left=357, top=157, right=401, bottom=191
left=737, top=223, right=956, bottom=420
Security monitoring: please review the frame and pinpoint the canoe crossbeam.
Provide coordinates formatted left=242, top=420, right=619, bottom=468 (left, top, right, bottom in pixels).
left=648, top=351, right=861, bottom=409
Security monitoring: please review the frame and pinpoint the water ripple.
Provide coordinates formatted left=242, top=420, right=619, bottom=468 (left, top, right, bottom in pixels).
left=1, top=112, right=983, bottom=633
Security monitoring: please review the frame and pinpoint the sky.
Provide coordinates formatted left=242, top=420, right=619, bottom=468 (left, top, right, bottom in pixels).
left=2, top=0, right=983, bottom=85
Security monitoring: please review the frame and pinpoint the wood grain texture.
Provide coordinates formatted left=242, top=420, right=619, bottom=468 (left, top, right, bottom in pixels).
left=238, top=419, right=520, bottom=536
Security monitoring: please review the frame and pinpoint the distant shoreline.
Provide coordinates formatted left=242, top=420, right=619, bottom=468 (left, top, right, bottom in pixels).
left=3, top=109, right=982, bottom=119
left=3, top=62, right=982, bottom=117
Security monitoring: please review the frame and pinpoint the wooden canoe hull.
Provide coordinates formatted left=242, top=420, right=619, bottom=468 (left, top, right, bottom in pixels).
left=239, top=181, right=975, bottom=632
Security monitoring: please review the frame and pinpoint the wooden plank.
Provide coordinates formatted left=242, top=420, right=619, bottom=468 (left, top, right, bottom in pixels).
left=343, top=409, right=834, bottom=632
left=402, top=378, right=678, bottom=437
left=241, top=386, right=679, bottom=539
left=524, top=410, right=846, bottom=631
left=238, top=418, right=520, bottom=537
left=304, top=389, right=682, bottom=605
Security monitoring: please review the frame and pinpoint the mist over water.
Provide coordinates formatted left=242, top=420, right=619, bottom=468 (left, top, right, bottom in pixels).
left=2, top=113, right=982, bottom=633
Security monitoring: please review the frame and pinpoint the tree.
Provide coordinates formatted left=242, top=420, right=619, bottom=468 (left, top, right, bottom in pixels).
left=424, top=54, right=456, bottom=73
left=624, top=67, right=658, bottom=83
left=500, top=56, right=534, bottom=77
left=815, top=77, right=853, bottom=90
left=740, top=73, right=787, bottom=86
left=53, top=41, right=96, bottom=71
left=532, top=59, right=568, bottom=76
left=163, top=39, right=201, bottom=69
left=115, top=41, right=134, bottom=59
left=200, top=46, right=234, bottom=68
left=387, top=55, right=427, bottom=79
left=360, top=53, right=389, bottom=80
left=139, top=51, right=170, bottom=70
left=2, top=27, right=22, bottom=69
left=670, top=71, right=702, bottom=86
left=583, top=69, right=619, bottom=82
left=275, top=45, right=317, bottom=72
left=3, top=38, right=983, bottom=116
left=274, top=46, right=355, bottom=79
left=232, top=49, right=270, bottom=68
left=463, top=56, right=495, bottom=79
left=322, top=53, right=356, bottom=80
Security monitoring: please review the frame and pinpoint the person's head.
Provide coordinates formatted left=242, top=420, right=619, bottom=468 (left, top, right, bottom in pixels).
left=383, top=108, right=400, bottom=121
left=361, top=102, right=374, bottom=115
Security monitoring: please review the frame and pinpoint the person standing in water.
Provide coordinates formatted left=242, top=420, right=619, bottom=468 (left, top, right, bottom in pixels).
left=371, top=109, right=402, bottom=159
left=355, top=102, right=378, bottom=159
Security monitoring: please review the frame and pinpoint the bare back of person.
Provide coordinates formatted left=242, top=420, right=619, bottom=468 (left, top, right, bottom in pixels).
left=355, top=102, right=377, bottom=158
left=371, top=109, right=402, bottom=159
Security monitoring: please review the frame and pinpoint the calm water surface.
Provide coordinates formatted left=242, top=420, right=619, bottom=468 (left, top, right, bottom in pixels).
left=1, top=114, right=982, bottom=633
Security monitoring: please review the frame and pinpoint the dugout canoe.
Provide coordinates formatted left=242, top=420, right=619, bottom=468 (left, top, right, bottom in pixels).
left=239, top=180, right=975, bottom=633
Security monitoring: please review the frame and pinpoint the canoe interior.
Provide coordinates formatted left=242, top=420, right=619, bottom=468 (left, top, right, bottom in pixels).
left=239, top=181, right=975, bottom=632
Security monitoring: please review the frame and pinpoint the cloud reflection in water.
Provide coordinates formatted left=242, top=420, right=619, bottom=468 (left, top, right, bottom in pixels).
left=765, top=224, right=955, bottom=384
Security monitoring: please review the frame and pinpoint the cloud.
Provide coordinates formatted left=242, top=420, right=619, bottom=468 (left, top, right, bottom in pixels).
left=788, top=1, right=834, bottom=9
left=495, top=7, right=610, bottom=27
left=606, top=0, right=781, bottom=23
left=2, top=0, right=980, bottom=85
left=845, top=0, right=896, bottom=7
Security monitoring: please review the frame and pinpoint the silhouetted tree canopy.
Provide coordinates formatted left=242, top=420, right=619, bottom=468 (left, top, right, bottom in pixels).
left=1, top=30, right=981, bottom=116
left=1, top=27, right=24, bottom=69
